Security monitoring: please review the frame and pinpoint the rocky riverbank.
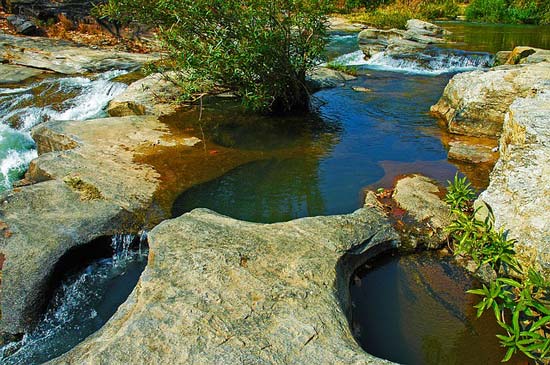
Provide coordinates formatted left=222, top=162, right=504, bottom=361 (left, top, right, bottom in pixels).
left=432, top=46, right=550, bottom=277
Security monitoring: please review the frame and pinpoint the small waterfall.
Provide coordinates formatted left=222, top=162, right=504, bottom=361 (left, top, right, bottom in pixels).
left=0, top=70, right=128, bottom=191
left=0, top=233, right=148, bottom=364
left=331, top=48, right=494, bottom=75
left=111, top=233, right=136, bottom=263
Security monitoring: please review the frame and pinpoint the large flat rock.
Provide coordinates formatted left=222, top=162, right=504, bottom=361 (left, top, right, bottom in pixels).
left=0, top=64, right=43, bottom=84
left=0, top=33, right=157, bottom=74
left=50, top=193, right=399, bottom=364
left=431, top=58, right=550, bottom=138
left=0, top=110, right=303, bottom=335
left=477, top=91, right=550, bottom=276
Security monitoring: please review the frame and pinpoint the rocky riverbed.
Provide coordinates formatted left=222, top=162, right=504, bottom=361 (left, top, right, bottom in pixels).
left=0, top=17, right=549, bottom=364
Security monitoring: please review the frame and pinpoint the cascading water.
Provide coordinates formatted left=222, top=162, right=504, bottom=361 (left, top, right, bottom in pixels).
left=0, top=70, right=128, bottom=191
left=330, top=48, right=494, bottom=75
left=0, top=232, right=148, bottom=365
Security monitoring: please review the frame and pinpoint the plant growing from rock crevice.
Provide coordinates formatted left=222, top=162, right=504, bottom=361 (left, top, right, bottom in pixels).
left=445, top=174, right=550, bottom=363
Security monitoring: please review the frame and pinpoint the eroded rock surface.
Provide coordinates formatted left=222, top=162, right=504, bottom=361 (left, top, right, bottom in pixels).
left=50, top=194, right=399, bottom=364
left=476, top=91, right=550, bottom=277
left=0, top=33, right=157, bottom=74
left=431, top=49, right=549, bottom=138
left=0, top=115, right=214, bottom=334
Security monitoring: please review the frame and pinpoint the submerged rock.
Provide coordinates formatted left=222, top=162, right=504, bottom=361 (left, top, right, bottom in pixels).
left=447, top=140, right=498, bottom=164
left=431, top=60, right=549, bottom=138
left=358, top=19, right=448, bottom=59
left=476, top=91, right=550, bottom=277
left=306, top=66, right=356, bottom=91
left=0, top=33, right=157, bottom=75
left=49, top=194, right=398, bottom=364
left=0, top=64, right=43, bottom=84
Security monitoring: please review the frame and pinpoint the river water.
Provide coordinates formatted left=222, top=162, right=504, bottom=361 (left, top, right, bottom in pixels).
left=0, top=22, right=548, bottom=364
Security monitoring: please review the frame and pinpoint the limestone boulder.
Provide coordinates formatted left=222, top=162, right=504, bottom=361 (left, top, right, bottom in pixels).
left=8, top=0, right=100, bottom=21
left=358, top=19, right=448, bottom=59
left=447, top=140, right=498, bottom=164
left=392, top=174, right=451, bottom=249
left=107, top=73, right=181, bottom=117
left=476, top=91, right=550, bottom=277
left=49, top=194, right=399, bottom=364
left=6, top=15, right=42, bottom=36
left=431, top=61, right=550, bottom=137
left=0, top=33, right=157, bottom=74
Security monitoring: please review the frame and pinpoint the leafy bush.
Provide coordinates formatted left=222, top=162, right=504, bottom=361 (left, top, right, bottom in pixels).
left=445, top=174, right=476, bottom=212
left=344, top=0, right=459, bottom=29
left=465, top=0, right=550, bottom=24
left=95, top=0, right=332, bottom=113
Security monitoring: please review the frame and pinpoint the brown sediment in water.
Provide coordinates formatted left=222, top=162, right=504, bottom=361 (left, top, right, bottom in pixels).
left=134, top=105, right=339, bottom=219
left=351, top=252, right=530, bottom=365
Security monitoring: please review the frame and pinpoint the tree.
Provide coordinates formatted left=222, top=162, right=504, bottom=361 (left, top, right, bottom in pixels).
left=96, top=0, right=332, bottom=113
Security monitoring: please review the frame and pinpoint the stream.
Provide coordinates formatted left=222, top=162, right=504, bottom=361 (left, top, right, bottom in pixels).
left=0, top=21, right=548, bottom=364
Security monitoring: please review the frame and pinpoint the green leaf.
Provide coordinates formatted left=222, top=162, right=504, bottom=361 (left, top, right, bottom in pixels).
left=502, top=347, right=515, bottom=362
left=530, top=315, right=550, bottom=331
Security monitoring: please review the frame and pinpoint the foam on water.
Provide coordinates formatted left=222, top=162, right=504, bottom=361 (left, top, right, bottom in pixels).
left=0, top=70, right=128, bottom=191
left=331, top=48, right=494, bottom=75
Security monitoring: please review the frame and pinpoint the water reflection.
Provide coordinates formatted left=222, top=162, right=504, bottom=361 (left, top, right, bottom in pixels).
left=172, top=71, right=463, bottom=223
left=350, top=253, right=528, bottom=365
left=440, top=21, right=550, bottom=53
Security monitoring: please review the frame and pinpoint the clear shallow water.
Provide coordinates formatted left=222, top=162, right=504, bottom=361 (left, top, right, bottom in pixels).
left=0, top=70, right=127, bottom=191
left=350, top=253, right=528, bottom=365
left=0, top=234, right=148, bottom=365
left=172, top=70, right=457, bottom=222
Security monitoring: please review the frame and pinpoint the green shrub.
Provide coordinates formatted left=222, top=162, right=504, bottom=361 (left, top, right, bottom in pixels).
left=95, top=0, right=331, bottom=113
left=344, top=0, right=460, bottom=29
left=465, top=0, right=550, bottom=24
left=444, top=174, right=476, bottom=212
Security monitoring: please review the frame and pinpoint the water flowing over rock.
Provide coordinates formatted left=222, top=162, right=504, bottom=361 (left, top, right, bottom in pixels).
left=49, top=194, right=399, bottom=364
left=358, top=19, right=448, bottom=59
left=431, top=47, right=550, bottom=138
left=0, top=33, right=157, bottom=75
left=476, top=91, right=550, bottom=277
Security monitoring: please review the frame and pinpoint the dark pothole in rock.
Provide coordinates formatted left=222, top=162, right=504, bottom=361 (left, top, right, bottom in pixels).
left=0, top=233, right=148, bottom=364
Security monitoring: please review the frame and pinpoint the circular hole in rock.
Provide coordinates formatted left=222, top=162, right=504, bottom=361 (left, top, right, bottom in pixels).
left=0, top=233, right=149, bottom=364
left=349, top=251, right=528, bottom=365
